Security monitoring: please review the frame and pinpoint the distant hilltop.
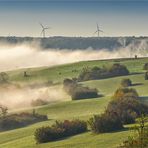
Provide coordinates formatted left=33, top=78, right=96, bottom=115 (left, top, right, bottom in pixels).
left=0, top=36, right=148, bottom=51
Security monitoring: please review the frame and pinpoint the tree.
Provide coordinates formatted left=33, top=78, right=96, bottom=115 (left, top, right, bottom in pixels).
left=121, top=79, right=132, bottom=87
left=0, top=72, right=9, bottom=83
left=145, top=71, right=148, bottom=80
left=143, top=63, right=148, bottom=70
left=78, top=64, right=129, bottom=82
left=0, top=105, right=8, bottom=118
left=118, top=115, right=148, bottom=148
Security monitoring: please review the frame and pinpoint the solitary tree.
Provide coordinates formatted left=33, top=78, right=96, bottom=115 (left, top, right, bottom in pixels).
left=0, top=72, right=9, bottom=83
left=0, top=105, right=8, bottom=118
left=145, top=71, right=148, bottom=80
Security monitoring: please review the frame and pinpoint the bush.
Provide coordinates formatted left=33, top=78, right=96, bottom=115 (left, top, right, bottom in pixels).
left=89, top=87, right=148, bottom=134
left=88, top=112, right=123, bottom=133
left=71, top=86, right=98, bottom=100
left=0, top=112, right=48, bottom=131
left=0, top=105, right=8, bottom=118
left=118, top=115, right=148, bottom=148
left=34, top=119, right=87, bottom=143
left=145, top=71, right=148, bottom=80
left=63, top=78, right=99, bottom=100
left=63, top=78, right=77, bottom=95
left=109, top=64, right=129, bottom=77
left=34, top=126, right=65, bottom=143
left=112, top=88, right=139, bottom=100
left=0, top=72, right=9, bottom=84
left=121, top=79, right=132, bottom=87
left=143, top=63, right=148, bottom=70
left=106, top=97, right=148, bottom=124
left=107, top=88, right=148, bottom=124
left=53, top=120, right=87, bottom=136
left=78, top=64, right=129, bottom=81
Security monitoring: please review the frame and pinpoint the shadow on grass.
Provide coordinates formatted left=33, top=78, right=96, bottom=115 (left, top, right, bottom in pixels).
left=132, top=83, right=143, bottom=86
left=72, top=94, right=104, bottom=101
left=0, top=118, right=53, bottom=132
left=130, top=72, right=144, bottom=75
left=40, top=130, right=89, bottom=144
left=139, top=96, right=148, bottom=102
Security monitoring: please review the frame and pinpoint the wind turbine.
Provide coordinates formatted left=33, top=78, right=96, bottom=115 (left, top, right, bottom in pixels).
left=39, top=23, right=50, bottom=38
left=94, top=23, right=104, bottom=37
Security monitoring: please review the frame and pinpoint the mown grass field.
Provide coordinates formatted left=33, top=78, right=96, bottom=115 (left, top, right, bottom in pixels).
left=0, top=57, right=148, bottom=148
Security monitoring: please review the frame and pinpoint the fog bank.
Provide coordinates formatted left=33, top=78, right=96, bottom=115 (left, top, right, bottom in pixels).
left=0, top=40, right=148, bottom=72
left=0, top=40, right=148, bottom=110
left=0, top=84, right=69, bottom=109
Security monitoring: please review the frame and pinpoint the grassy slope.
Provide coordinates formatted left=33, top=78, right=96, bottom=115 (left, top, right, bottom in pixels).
left=8, top=58, right=147, bottom=84
left=0, top=57, right=148, bottom=148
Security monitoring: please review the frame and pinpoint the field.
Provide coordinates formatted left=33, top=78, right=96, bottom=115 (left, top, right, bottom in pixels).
left=0, top=57, right=148, bottom=148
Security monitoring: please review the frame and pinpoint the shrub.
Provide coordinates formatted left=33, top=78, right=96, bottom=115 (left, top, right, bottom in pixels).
left=121, top=78, right=132, bottom=87
left=63, top=78, right=77, bottom=95
left=34, top=126, right=65, bottom=143
left=109, top=64, right=129, bottom=77
left=0, top=72, right=9, bottom=84
left=89, top=87, right=148, bottom=134
left=112, top=88, right=139, bottom=100
left=0, top=105, right=8, bottom=118
left=34, top=119, right=87, bottom=143
left=78, top=64, right=129, bottom=81
left=53, top=120, right=87, bottom=136
left=0, top=112, right=47, bottom=131
left=88, top=112, right=123, bottom=133
left=71, top=86, right=98, bottom=100
left=143, top=63, right=148, bottom=70
left=106, top=97, right=148, bottom=124
left=118, top=115, right=148, bottom=148
left=107, top=88, right=148, bottom=124
left=63, top=78, right=99, bottom=100
left=145, top=71, right=148, bottom=80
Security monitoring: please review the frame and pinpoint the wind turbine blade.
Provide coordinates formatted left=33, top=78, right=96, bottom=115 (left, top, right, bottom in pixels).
left=39, top=22, right=44, bottom=29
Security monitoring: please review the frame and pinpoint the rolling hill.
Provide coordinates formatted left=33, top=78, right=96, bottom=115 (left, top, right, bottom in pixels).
left=0, top=57, right=148, bottom=148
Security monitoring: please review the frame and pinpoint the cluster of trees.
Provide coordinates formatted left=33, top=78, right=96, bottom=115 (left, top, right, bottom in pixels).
left=0, top=109, right=47, bottom=131
left=78, top=64, right=129, bottom=81
left=63, top=78, right=99, bottom=100
left=121, top=78, right=132, bottom=87
left=88, top=112, right=123, bottom=133
left=88, top=88, right=148, bottom=133
left=109, top=88, right=148, bottom=124
left=112, top=88, right=139, bottom=100
left=118, top=115, right=148, bottom=148
left=34, top=119, right=87, bottom=143
left=0, top=36, right=134, bottom=50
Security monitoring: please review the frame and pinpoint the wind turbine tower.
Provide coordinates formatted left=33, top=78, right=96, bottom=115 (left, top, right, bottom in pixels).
left=39, top=23, right=50, bottom=38
left=94, top=23, right=104, bottom=37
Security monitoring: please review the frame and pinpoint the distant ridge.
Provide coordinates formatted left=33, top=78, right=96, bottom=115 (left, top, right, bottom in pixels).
left=0, top=36, right=148, bottom=50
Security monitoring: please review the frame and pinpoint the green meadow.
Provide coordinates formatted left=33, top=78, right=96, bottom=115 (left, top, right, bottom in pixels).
left=0, top=57, right=148, bottom=148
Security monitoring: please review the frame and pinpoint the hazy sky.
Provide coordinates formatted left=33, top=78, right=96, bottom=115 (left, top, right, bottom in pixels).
left=0, top=0, right=148, bottom=37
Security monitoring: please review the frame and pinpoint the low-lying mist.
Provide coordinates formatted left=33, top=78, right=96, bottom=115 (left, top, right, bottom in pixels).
left=0, top=40, right=148, bottom=72
left=0, top=40, right=148, bottom=110
left=0, top=84, right=69, bottom=110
